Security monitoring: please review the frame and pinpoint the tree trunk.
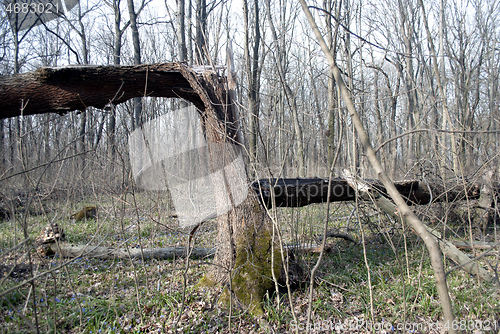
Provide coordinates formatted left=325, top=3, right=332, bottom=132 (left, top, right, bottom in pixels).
left=107, top=0, right=124, bottom=165
left=0, top=63, right=281, bottom=318
left=0, top=119, right=4, bottom=171
left=342, top=170, right=497, bottom=285
left=251, top=177, right=483, bottom=208
left=195, top=0, right=207, bottom=64
left=397, top=0, right=420, bottom=173
left=324, top=0, right=340, bottom=169
left=176, top=0, right=187, bottom=62
left=182, top=67, right=280, bottom=317
left=243, top=0, right=261, bottom=177
left=0, top=64, right=208, bottom=118
left=127, top=0, right=143, bottom=129
left=187, top=0, right=193, bottom=63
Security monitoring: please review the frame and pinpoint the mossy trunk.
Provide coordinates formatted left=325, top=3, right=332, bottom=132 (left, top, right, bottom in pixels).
left=201, top=193, right=281, bottom=317
left=182, top=68, right=281, bottom=317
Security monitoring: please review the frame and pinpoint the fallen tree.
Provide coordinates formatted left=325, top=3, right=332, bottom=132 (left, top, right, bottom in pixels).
left=252, top=177, right=484, bottom=207
left=34, top=222, right=217, bottom=260
left=41, top=242, right=216, bottom=260
left=35, top=223, right=350, bottom=260
left=342, top=170, right=498, bottom=285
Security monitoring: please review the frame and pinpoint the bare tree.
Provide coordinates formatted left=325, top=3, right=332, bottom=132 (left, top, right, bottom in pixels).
left=176, top=0, right=187, bottom=62
left=127, top=0, right=143, bottom=129
left=265, top=0, right=305, bottom=176
left=194, top=0, right=207, bottom=63
left=324, top=0, right=341, bottom=168
left=243, top=0, right=262, bottom=176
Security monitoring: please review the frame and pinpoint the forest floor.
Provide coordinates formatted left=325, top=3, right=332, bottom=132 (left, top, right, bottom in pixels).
left=0, top=191, right=499, bottom=333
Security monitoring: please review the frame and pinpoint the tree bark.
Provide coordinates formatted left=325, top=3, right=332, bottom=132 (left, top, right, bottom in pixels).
left=397, top=0, right=420, bottom=172
left=127, top=0, right=143, bottom=129
left=252, top=177, right=482, bottom=208
left=0, top=64, right=206, bottom=118
left=243, top=0, right=262, bottom=176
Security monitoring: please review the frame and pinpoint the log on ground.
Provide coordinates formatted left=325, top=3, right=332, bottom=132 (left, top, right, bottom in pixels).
left=251, top=177, right=482, bottom=207
left=40, top=242, right=216, bottom=260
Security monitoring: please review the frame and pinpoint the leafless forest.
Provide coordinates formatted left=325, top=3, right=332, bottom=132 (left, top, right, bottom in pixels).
left=1, top=0, right=500, bottom=186
left=0, top=0, right=499, bottom=333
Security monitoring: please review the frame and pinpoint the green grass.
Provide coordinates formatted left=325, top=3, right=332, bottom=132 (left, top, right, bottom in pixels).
left=0, top=195, right=499, bottom=333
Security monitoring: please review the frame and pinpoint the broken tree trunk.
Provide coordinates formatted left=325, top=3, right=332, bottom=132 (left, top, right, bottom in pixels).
left=0, top=62, right=280, bottom=317
left=0, top=64, right=206, bottom=118
left=186, top=63, right=280, bottom=317
left=252, top=177, right=482, bottom=207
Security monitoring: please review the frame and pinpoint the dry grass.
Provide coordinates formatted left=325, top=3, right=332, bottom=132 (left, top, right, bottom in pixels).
left=0, top=192, right=499, bottom=333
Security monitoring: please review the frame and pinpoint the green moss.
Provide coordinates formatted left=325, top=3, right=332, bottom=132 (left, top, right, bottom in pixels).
left=218, top=287, right=231, bottom=308
left=231, top=228, right=282, bottom=317
left=196, top=275, right=217, bottom=288
left=196, top=218, right=282, bottom=319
